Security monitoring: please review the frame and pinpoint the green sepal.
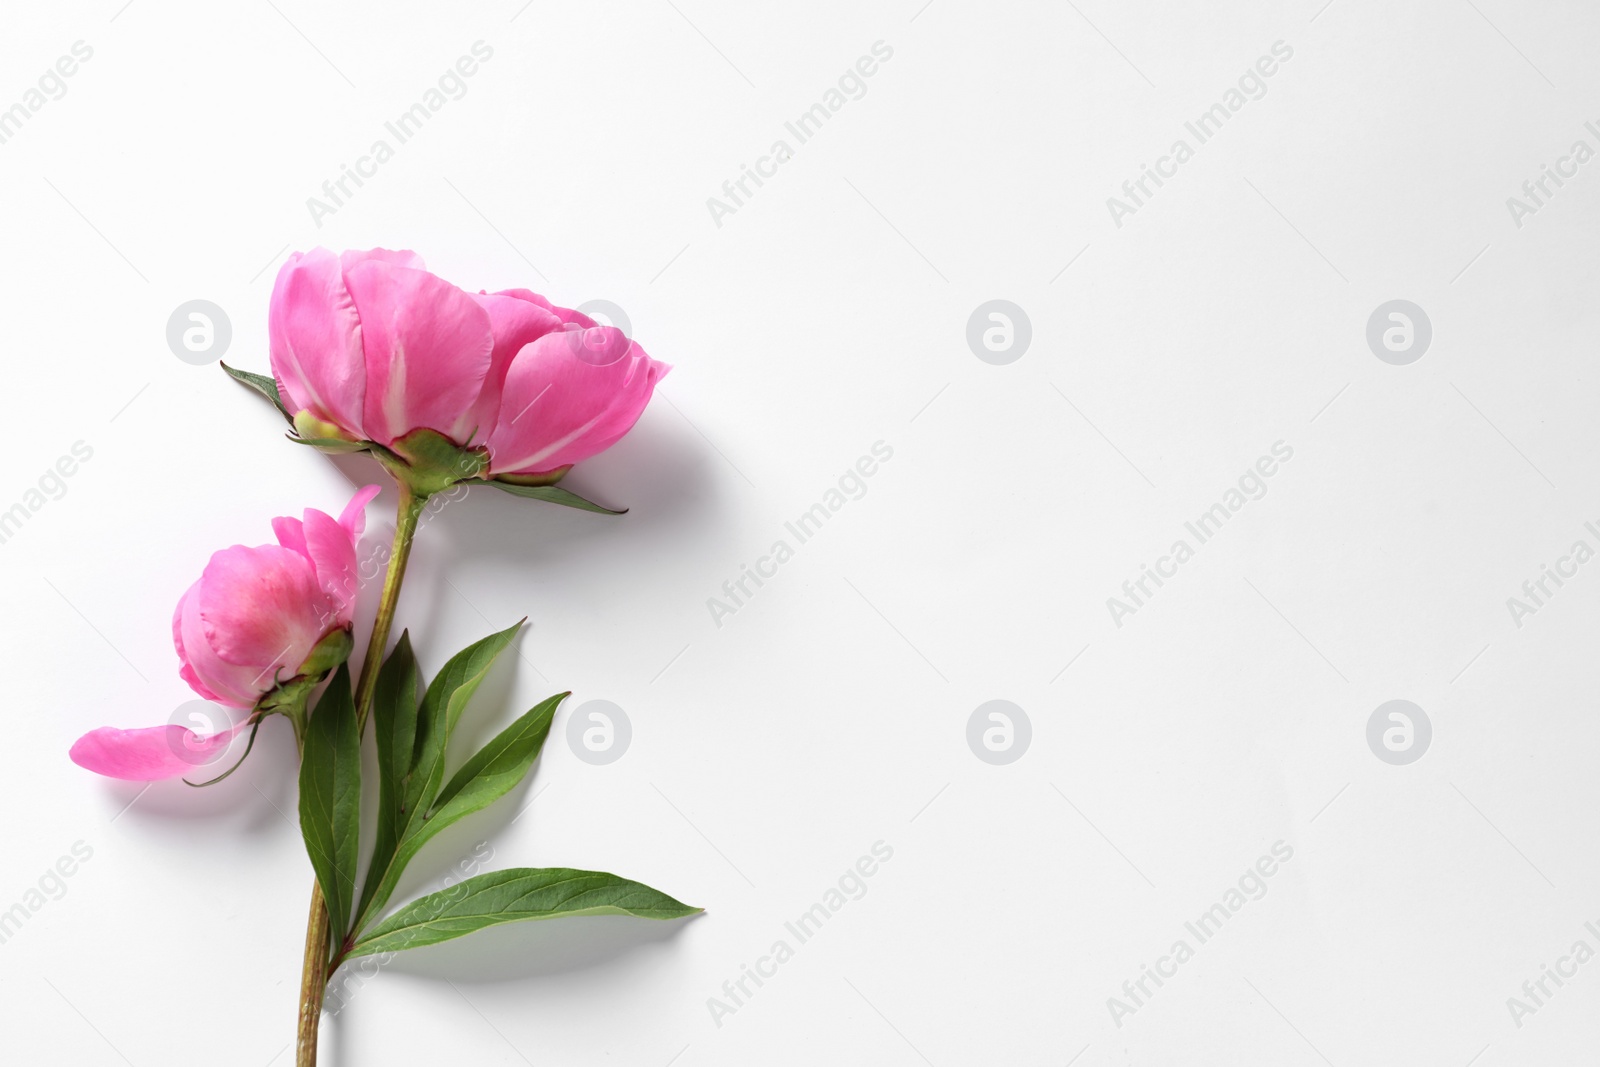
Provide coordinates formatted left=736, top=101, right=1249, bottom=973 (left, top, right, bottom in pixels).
left=245, top=630, right=350, bottom=726
left=296, top=628, right=353, bottom=678
left=255, top=674, right=317, bottom=718
left=220, top=363, right=294, bottom=425
left=483, top=480, right=626, bottom=515
left=285, top=434, right=370, bottom=455
left=495, top=465, right=571, bottom=487
left=346, top=868, right=701, bottom=958
left=378, top=428, right=489, bottom=497
left=288, top=410, right=369, bottom=454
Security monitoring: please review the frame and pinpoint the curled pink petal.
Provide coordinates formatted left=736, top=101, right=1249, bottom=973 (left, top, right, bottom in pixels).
left=197, top=544, right=331, bottom=681
left=486, top=329, right=670, bottom=476
left=172, top=583, right=225, bottom=705
left=338, top=484, right=381, bottom=541
left=302, top=507, right=359, bottom=626
left=181, top=564, right=284, bottom=707
left=69, top=721, right=249, bottom=782
left=491, top=288, right=596, bottom=328
left=465, top=293, right=563, bottom=446
left=273, top=515, right=309, bottom=562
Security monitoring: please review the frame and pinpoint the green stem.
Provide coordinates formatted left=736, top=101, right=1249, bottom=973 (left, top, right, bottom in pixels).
left=296, top=482, right=428, bottom=1067
left=355, top=482, right=427, bottom=734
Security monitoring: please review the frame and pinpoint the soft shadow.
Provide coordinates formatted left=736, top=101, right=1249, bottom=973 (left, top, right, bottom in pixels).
left=447, top=410, right=712, bottom=568
left=377, top=910, right=704, bottom=983
left=100, top=714, right=301, bottom=834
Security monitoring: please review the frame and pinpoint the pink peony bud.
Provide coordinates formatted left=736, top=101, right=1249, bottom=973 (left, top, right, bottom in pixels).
left=266, top=249, right=668, bottom=486
left=68, top=485, right=379, bottom=780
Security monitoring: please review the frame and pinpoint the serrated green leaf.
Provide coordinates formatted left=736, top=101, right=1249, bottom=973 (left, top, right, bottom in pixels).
left=347, top=868, right=700, bottom=958
left=486, top=480, right=626, bottom=515
left=298, top=664, right=361, bottom=948
left=220, top=363, right=294, bottom=425
left=358, top=633, right=419, bottom=926
left=353, top=622, right=523, bottom=932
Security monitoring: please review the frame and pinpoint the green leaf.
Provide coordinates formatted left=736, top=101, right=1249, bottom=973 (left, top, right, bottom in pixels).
left=411, top=622, right=523, bottom=794
left=427, top=690, right=566, bottom=820
left=347, top=868, right=701, bottom=958
left=358, top=633, right=420, bottom=926
left=353, top=622, right=523, bottom=932
left=220, top=363, right=294, bottom=425
left=298, top=664, right=361, bottom=948
left=354, top=691, right=564, bottom=933
left=486, top=480, right=626, bottom=515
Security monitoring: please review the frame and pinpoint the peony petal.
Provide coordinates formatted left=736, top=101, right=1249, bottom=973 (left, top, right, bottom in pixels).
left=338, top=484, right=381, bottom=542
left=344, top=261, right=494, bottom=447
left=172, top=582, right=225, bottom=705
left=302, top=507, right=359, bottom=627
left=197, top=544, right=331, bottom=680
left=273, top=515, right=310, bottom=562
left=181, top=575, right=269, bottom=707
left=70, top=720, right=249, bottom=782
left=464, top=293, right=563, bottom=446
left=489, top=288, right=596, bottom=328
left=485, top=329, right=670, bottom=476
left=269, top=249, right=367, bottom=438
left=340, top=248, right=426, bottom=272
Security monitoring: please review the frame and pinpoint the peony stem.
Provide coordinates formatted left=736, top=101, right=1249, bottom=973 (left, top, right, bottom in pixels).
left=295, top=882, right=332, bottom=1065
left=354, top=482, right=427, bottom=734
left=296, top=482, right=428, bottom=1067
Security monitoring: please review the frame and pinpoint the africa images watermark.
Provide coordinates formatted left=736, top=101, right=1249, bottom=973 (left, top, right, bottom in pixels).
left=705, top=441, right=894, bottom=628
left=0, top=40, right=94, bottom=147
left=1106, top=441, right=1294, bottom=628
left=705, top=840, right=894, bottom=1028
left=306, top=41, right=495, bottom=227
left=1105, top=40, right=1294, bottom=229
left=705, top=41, right=895, bottom=229
left=1504, top=119, right=1600, bottom=230
left=0, top=440, right=95, bottom=547
left=1503, top=916, right=1600, bottom=1029
left=0, top=840, right=94, bottom=947
left=1106, top=840, right=1295, bottom=1028
left=1504, top=519, right=1600, bottom=629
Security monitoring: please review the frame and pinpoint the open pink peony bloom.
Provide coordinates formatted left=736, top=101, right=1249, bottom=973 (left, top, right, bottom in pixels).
left=68, top=485, right=380, bottom=781
left=269, top=249, right=668, bottom=479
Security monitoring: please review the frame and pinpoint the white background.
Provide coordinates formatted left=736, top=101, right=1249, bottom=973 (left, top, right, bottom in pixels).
left=3, top=0, right=1598, bottom=1063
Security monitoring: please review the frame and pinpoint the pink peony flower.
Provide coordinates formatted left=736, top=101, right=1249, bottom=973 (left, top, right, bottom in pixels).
left=68, top=485, right=380, bottom=781
left=268, top=249, right=668, bottom=481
